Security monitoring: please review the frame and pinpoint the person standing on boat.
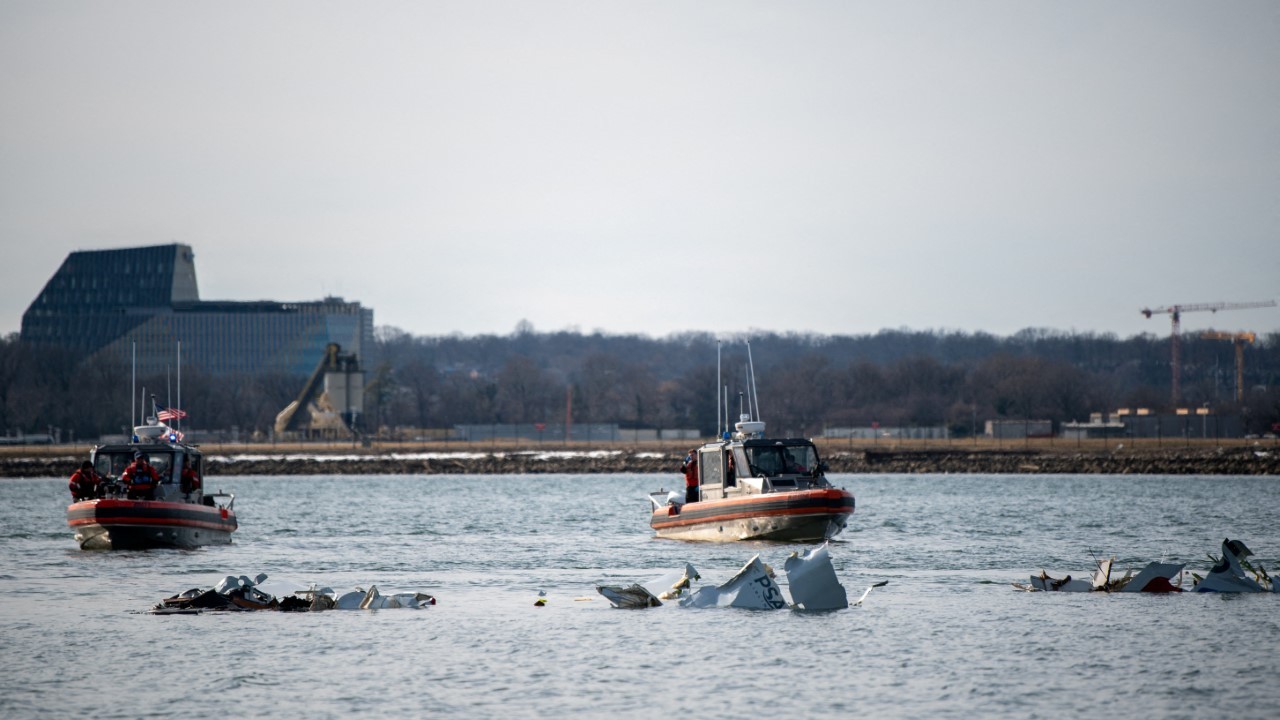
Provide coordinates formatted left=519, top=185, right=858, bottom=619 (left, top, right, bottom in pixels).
left=180, top=456, right=202, bottom=498
left=681, top=450, right=699, bottom=504
left=68, top=461, right=102, bottom=501
left=122, top=452, right=160, bottom=500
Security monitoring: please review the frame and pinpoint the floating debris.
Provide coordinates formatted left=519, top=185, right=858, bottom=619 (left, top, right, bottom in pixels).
left=853, top=580, right=890, bottom=607
left=151, top=573, right=436, bottom=614
left=596, top=562, right=701, bottom=609
left=1017, top=560, right=1183, bottom=593
left=596, top=584, right=662, bottom=609
left=650, top=562, right=700, bottom=601
left=784, top=544, right=848, bottom=610
left=1119, top=562, right=1185, bottom=593
left=597, top=544, right=868, bottom=611
left=1017, top=538, right=1280, bottom=594
left=680, top=555, right=787, bottom=609
left=1192, top=538, right=1278, bottom=593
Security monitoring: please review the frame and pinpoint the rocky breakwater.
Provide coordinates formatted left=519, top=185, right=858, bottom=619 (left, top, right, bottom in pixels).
left=201, top=450, right=680, bottom=476
left=828, top=446, right=1280, bottom=475
left=4, top=446, right=1278, bottom=478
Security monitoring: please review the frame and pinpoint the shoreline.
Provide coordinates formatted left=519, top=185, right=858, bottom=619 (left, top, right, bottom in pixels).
left=3, top=444, right=1277, bottom=477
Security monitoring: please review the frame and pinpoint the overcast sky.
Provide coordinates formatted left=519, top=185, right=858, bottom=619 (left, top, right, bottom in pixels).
left=2, top=1, right=1277, bottom=341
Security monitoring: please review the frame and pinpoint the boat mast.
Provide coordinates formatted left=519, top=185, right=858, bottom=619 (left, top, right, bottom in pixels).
left=722, top=386, right=728, bottom=436
left=716, top=340, right=722, bottom=436
left=131, top=342, right=136, bottom=429
left=746, top=340, right=761, bottom=421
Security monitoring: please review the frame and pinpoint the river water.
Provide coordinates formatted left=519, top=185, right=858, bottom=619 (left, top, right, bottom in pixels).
left=1, top=473, right=1278, bottom=719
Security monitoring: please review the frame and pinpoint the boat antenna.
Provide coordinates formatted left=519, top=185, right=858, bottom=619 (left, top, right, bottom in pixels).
left=723, top=385, right=729, bottom=436
left=176, top=341, right=182, bottom=431
left=716, top=340, right=722, bottom=436
left=131, top=342, right=137, bottom=429
left=746, top=339, right=761, bottom=421
left=166, top=363, right=172, bottom=423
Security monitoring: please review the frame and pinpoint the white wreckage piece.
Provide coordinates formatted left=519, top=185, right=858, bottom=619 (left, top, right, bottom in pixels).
left=1192, top=538, right=1278, bottom=593
left=680, top=555, right=788, bottom=609
left=783, top=543, right=849, bottom=610
left=1018, top=556, right=1185, bottom=593
left=597, top=544, right=867, bottom=611
left=151, top=573, right=437, bottom=613
left=596, top=563, right=701, bottom=609
left=337, top=585, right=439, bottom=610
left=1019, top=538, right=1280, bottom=594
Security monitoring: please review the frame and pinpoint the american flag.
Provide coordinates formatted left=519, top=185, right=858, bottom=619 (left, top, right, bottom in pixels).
left=158, top=407, right=188, bottom=422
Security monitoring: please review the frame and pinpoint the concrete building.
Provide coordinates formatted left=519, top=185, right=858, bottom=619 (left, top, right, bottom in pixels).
left=1063, top=409, right=1244, bottom=440
left=985, top=419, right=1053, bottom=439
left=21, top=243, right=375, bottom=378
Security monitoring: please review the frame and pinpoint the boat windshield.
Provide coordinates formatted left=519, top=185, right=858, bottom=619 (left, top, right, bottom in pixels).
left=95, top=450, right=175, bottom=483
left=744, top=443, right=819, bottom=476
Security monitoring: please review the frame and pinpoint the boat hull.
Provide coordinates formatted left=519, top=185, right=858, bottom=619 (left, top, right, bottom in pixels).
left=67, top=499, right=238, bottom=550
left=650, top=488, right=854, bottom=542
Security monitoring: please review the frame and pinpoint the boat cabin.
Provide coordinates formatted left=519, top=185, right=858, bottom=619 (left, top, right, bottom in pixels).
left=91, top=426, right=206, bottom=503
left=695, top=437, right=829, bottom=501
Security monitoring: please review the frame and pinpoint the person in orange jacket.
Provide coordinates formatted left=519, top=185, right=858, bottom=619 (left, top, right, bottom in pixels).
left=180, top=456, right=202, bottom=497
left=68, top=461, right=102, bottom=501
left=122, top=453, right=160, bottom=500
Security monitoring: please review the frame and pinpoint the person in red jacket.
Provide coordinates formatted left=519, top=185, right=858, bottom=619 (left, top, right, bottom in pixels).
left=180, top=456, right=202, bottom=497
left=122, top=453, right=160, bottom=500
left=68, top=461, right=101, bottom=501
left=681, top=450, right=699, bottom=504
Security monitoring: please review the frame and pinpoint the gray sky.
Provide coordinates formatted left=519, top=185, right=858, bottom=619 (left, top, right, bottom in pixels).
left=2, top=1, right=1278, bottom=341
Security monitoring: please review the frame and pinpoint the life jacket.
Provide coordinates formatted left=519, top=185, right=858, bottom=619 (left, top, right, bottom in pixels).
left=69, top=470, right=97, bottom=499
left=123, top=462, right=157, bottom=491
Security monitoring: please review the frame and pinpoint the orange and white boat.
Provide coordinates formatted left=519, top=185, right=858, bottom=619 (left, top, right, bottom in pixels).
left=649, top=420, right=854, bottom=542
left=67, top=423, right=237, bottom=550
left=648, top=343, right=854, bottom=542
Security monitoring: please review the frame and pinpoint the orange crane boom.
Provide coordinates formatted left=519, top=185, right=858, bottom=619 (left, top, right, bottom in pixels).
left=1140, top=300, right=1275, bottom=404
left=1200, top=331, right=1257, bottom=403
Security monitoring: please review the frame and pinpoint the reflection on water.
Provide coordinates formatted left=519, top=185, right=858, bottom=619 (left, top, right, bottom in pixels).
left=1, top=473, right=1278, bottom=718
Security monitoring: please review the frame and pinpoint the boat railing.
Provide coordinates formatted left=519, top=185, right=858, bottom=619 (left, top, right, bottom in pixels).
left=648, top=489, right=682, bottom=510
left=204, top=491, right=235, bottom=511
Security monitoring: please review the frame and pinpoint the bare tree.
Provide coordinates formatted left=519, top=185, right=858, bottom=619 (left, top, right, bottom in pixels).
left=494, top=355, right=555, bottom=424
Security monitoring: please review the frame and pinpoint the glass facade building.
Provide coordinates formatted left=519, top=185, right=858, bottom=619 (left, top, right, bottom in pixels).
left=21, top=243, right=375, bottom=378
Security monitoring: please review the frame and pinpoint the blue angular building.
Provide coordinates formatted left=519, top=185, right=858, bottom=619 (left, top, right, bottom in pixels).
left=21, top=243, right=375, bottom=378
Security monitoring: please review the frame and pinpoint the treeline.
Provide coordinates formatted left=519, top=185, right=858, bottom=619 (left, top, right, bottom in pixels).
left=4, top=326, right=1279, bottom=442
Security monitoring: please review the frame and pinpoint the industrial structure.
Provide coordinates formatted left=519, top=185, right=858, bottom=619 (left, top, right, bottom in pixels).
left=1200, top=330, right=1256, bottom=403
left=274, top=343, right=365, bottom=438
left=21, top=243, right=375, bottom=379
left=1140, top=299, right=1275, bottom=403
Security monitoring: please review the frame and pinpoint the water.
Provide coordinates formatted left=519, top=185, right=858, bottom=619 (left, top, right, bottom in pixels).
left=2, top=473, right=1278, bottom=719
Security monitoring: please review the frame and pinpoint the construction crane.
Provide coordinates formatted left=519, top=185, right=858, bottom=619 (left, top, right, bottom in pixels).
left=1140, top=300, right=1276, bottom=404
left=1200, top=331, right=1257, bottom=403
